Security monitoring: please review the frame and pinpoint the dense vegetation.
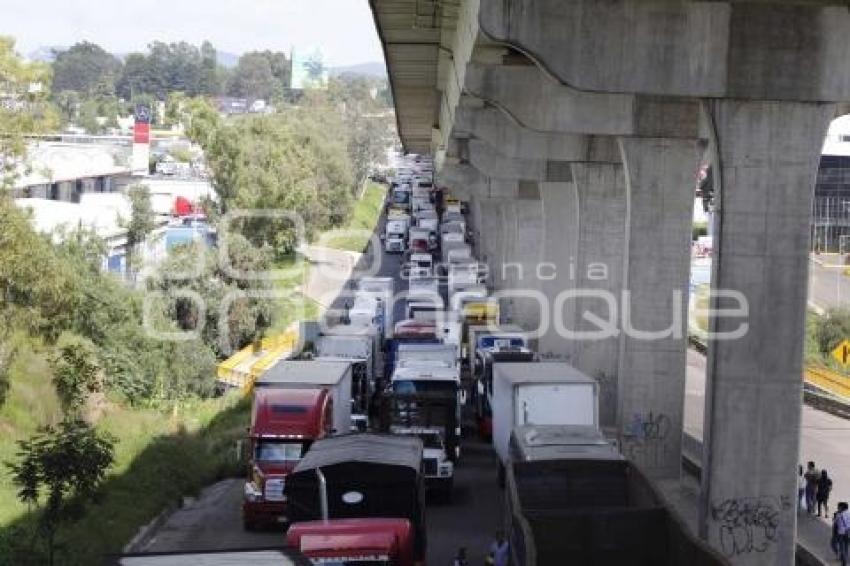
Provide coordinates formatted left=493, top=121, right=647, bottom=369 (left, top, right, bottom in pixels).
left=318, top=182, right=387, bottom=252
left=0, top=33, right=395, bottom=564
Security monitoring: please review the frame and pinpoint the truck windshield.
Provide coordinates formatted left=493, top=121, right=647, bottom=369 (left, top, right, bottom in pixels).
left=419, top=433, right=443, bottom=449
left=393, top=380, right=456, bottom=395
left=311, top=560, right=390, bottom=565
left=255, top=440, right=307, bottom=463
left=392, top=191, right=409, bottom=204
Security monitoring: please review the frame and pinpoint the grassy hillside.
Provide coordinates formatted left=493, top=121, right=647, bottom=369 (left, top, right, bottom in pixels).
left=268, top=254, right=321, bottom=333
left=0, top=342, right=61, bottom=527
left=0, top=338, right=252, bottom=565
left=317, top=182, right=386, bottom=252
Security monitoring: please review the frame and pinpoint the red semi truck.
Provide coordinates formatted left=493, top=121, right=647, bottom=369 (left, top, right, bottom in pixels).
left=243, top=388, right=333, bottom=530
left=286, top=518, right=415, bottom=566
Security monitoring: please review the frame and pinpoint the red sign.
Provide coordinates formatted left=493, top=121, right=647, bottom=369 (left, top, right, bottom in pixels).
left=134, top=122, right=150, bottom=144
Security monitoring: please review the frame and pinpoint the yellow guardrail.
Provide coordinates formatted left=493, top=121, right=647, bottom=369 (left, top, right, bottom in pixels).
left=805, top=366, right=850, bottom=400
left=216, top=329, right=299, bottom=393
left=216, top=344, right=255, bottom=381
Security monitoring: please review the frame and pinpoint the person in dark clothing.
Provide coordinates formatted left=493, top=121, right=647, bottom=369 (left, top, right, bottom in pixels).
left=818, top=469, right=834, bottom=517
left=835, top=502, right=850, bottom=566
left=804, top=461, right=820, bottom=514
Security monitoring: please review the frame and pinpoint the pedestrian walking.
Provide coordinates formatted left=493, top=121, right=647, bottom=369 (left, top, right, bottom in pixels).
left=834, top=502, right=850, bottom=566
left=798, top=465, right=806, bottom=512
left=488, top=530, right=509, bottom=566
left=817, top=469, right=833, bottom=517
left=804, top=461, right=820, bottom=514
left=453, top=546, right=469, bottom=566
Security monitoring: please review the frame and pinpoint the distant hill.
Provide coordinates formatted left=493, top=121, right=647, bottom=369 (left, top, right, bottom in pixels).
left=330, top=62, right=387, bottom=79
left=28, top=44, right=241, bottom=67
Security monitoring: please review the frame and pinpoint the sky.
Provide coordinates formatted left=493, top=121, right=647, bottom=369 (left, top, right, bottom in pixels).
left=0, top=0, right=385, bottom=67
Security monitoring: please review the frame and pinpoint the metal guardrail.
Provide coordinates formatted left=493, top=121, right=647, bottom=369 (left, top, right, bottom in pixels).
left=805, top=366, right=850, bottom=399
left=690, top=336, right=850, bottom=403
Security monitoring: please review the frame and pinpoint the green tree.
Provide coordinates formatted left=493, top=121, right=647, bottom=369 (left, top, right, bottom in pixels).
left=228, top=52, right=277, bottom=100
left=164, top=91, right=187, bottom=127
left=0, top=198, right=79, bottom=339
left=0, top=326, right=16, bottom=407
left=183, top=99, right=354, bottom=247
left=181, top=96, right=221, bottom=147
left=198, top=40, right=221, bottom=95
left=117, top=41, right=224, bottom=99
left=813, top=308, right=850, bottom=356
left=51, top=42, right=121, bottom=96
left=7, top=420, right=114, bottom=566
left=50, top=333, right=101, bottom=416
left=149, top=234, right=276, bottom=356
left=327, top=76, right=394, bottom=191
left=115, top=52, right=155, bottom=100
left=53, top=89, right=80, bottom=124
left=122, top=184, right=156, bottom=276
left=0, top=37, right=58, bottom=190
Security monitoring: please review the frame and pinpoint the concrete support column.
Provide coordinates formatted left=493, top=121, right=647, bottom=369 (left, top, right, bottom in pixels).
left=616, top=137, right=704, bottom=478
left=499, top=187, right=545, bottom=330
left=698, top=100, right=834, bottom=565
left=571, top=163, right=626, bottom=427
left=476, top=197, right=506, bottom=290
left=539, top=181, right=580, bottom=360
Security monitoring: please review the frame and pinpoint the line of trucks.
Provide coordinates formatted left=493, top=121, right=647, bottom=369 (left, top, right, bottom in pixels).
left=229, top=152, right=725, bottom=566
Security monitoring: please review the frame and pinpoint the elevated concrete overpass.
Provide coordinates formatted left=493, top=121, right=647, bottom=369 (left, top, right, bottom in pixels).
left=370, top=1, right=850, bottom=564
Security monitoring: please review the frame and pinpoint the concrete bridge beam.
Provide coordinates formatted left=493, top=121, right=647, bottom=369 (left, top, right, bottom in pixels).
left=478, top=0, right=850, bottom=102
left=464, top=63, right=702, bottom=139
left=454, top=105, right=620, bottom=163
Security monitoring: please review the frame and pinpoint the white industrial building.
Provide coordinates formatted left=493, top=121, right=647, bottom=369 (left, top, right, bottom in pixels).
left=9, top=142, right=133, bottom=201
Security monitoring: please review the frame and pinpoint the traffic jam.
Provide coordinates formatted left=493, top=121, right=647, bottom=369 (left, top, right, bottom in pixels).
left=127, top=155, right=728, bottom=565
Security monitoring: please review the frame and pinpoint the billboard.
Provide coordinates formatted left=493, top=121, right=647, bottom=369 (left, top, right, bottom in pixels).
left=290, top=48, right=328, bottom=90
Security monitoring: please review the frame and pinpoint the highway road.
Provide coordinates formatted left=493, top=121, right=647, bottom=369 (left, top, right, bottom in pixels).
left=141, top=223, right=505, bottom=564
left=142, top=433, right=504, bottom=564
left=137, top=224, right=850, bottom=562
left=684, top=349, right=850, bottom=510
left=808, top=256, right=850, bottom=311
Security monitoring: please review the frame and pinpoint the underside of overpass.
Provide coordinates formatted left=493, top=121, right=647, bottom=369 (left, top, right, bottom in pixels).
left=371, top=1, right=850, bottom=564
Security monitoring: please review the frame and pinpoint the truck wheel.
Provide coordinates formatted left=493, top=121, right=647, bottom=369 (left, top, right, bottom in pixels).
left=243, top=518, right=257, bottom=532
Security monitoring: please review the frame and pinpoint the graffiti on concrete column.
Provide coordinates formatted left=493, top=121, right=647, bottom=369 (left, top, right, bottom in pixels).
left=621, top=411, right=671, bottom=468
left=710, top=495, right=791, bottom=557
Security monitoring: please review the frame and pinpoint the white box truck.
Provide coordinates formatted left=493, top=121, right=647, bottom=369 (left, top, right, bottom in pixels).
left=397, top=343, right=458, bottom=373
left=356, top=277, right=395, bottom=340
left=315, top=334, right=375, bottom=426
left=256, top=360, right=353, bottom=436
left=491, top=362, right=599, bottom=468
left=384, top=214, right=410, bottom=253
